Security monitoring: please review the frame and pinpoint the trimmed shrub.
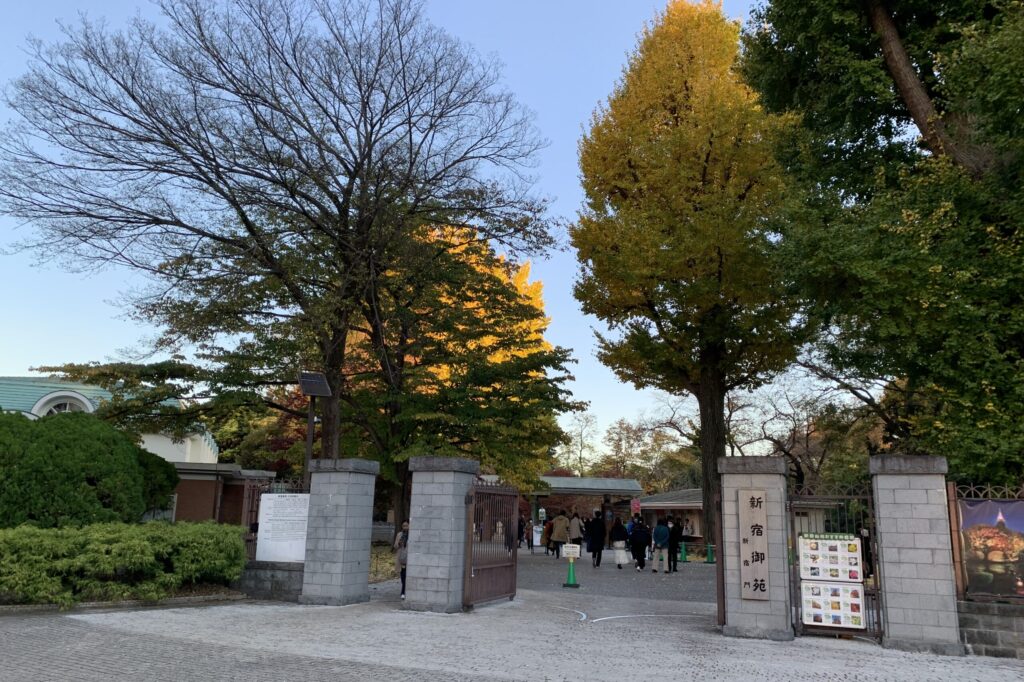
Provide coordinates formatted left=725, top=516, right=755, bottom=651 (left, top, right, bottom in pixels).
left=0, top=522, right=246, bottom=607
left=0, top=412, right=178, bottom=528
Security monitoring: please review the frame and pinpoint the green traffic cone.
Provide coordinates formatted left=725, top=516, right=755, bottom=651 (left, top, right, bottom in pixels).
left=679, top=543, right=688, bottom=563
left=706, top=544, right=715, bottom=564
left=563, top=557, right=580, bottom=588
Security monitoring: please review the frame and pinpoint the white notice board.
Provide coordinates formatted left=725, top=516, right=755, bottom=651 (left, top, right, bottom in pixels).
left=562, top=543, right=581, bottom=559
left=255, top=493, right=310, bottom=562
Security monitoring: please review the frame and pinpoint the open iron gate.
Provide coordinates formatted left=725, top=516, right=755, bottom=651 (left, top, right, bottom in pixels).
left=463, top=480, right=518, bottom=607
left=788, top=482, right=884, bottom=643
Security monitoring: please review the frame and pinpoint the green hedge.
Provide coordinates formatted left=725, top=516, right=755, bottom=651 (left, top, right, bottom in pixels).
left=0, top=412, right=179, bottom=528
left=0, top=522, right=246, bottom=607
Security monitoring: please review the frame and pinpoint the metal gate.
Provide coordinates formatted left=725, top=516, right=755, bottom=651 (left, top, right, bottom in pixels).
left=787, top=482, right=883, bottom=643
left=463, top=480, right=518, bottom=607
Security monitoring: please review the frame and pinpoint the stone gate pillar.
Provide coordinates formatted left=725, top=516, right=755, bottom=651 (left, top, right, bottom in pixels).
left=719, top=456, right=793, bottom=641
left=299, top=458, right=380, bottom=606
left=404, top=456, right=480, bottom=613
left=870, top=455, right=964, bottom=655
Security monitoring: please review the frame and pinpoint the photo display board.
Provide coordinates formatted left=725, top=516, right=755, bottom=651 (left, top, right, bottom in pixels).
left=798, top=534, right=863, bottom=583
left=800, top=580, right=866, bottom=630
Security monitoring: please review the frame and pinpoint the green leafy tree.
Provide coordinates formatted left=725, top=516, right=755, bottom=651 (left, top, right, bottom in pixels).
left=742, top=1, right=1024, bottom=483
left=0, top=0, right=551, bottom=462
left=571, top=0, right=804, bottom=540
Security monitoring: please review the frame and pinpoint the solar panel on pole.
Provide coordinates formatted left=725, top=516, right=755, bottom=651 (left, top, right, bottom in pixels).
left=298, top=371, right=332, bottom=397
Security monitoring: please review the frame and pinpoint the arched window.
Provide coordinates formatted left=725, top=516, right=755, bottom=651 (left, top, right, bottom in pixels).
left=44, top=400, right=87, bottom=416
left=30, top=391, right=95, bottom=418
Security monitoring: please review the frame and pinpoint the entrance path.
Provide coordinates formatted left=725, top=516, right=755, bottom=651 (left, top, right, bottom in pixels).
left=516, top=547, right=718, bottom=602
left=2, top=584, right=1022, bottom=681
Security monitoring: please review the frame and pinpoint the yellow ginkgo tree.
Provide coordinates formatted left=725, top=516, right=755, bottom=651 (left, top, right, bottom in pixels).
left=571, top=0, right=805, bottom=540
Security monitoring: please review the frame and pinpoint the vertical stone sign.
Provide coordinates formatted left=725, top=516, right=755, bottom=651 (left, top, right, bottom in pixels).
left=739, top=489, right=769, bottom=600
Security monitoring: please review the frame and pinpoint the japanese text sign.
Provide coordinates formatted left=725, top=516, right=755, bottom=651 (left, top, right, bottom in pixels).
left=738, top=489, right=769, bottom=600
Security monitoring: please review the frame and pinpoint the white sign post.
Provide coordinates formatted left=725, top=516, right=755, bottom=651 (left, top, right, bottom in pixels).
left=255, top=493, right=310, bottom=563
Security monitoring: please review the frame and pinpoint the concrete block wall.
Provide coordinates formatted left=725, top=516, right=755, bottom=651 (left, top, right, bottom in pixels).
left=958, top=601, right=1024, bottom=659
left=299, top=458, right=380, bottom=606
left=404, top=457, right=479, bottom=613
left=235, top=561, right=304, bottom=602
left=870, top=455, right=964, bottom=655
left=719, top=456, right=793, bottom=641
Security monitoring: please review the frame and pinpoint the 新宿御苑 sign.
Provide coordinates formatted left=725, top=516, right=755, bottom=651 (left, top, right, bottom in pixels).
left=738, top=489, right=769, bottom=600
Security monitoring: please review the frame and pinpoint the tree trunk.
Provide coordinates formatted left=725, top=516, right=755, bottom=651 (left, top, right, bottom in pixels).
left=695, top=369, right=727, bottom=550
left=391, top=461, right=411, bottom=528
left=865, top=0, right=992, bottom=175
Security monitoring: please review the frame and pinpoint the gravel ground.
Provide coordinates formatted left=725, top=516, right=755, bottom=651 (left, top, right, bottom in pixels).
left=1, top=555, right=1020, bottom=681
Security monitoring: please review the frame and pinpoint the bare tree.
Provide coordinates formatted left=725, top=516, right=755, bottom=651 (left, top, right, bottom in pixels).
left=0, top=0, right=550, bottom=458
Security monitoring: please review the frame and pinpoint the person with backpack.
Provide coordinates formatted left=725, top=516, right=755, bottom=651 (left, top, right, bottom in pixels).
left=629, top=518, right=651, bottom=571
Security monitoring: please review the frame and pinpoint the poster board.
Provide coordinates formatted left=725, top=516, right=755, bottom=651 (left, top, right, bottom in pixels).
left=799, top=534, right=863, bottom=583
left=562, top=543, right=581, bottom=559
left=801, top=580, right=866, bottom=629
left=958, top=499, right=1024, bottom=597
left=255, top=493, right=310, bottom=563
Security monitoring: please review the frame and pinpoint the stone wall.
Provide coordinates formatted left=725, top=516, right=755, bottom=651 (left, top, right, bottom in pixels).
left=235, top=561, right=304, bottom=602
left=404, top=457, right=479, bottom=613
left=299, top=458, right=380, bottom=606
left=958, top=601, right=1024, bottom=659
left=870, top=455, right=964, bottom=655
left=719, top=456, right=793, bottom=641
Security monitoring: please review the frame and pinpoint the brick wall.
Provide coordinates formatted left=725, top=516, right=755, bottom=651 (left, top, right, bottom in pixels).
left=958, top=601, right=1024, bottom=659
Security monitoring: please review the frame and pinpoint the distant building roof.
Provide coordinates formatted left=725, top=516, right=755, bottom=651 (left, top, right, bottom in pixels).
left=480, top=475, right=643, bottom=497
left=0, top=376, right=112, bottom=413
left=639, top=488, right=704, bottom=509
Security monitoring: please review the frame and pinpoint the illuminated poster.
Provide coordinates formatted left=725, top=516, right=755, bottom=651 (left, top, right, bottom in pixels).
left=800, top=580, right=866, bottom=630
left=959, top=499, right=1024, bottom=598
left=799, top=534, right=863, bottom=583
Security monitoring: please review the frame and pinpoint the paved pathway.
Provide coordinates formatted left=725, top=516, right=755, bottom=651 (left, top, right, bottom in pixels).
left=516, top=547, right=718, bottom=603
left=2, top=581, right=1022, bottom=681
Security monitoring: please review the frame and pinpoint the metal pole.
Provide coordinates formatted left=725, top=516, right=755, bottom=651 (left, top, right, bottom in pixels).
left=303, top=395, right=316, bottom=490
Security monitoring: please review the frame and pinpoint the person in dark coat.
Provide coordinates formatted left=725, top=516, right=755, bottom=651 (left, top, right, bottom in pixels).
left=668, top=515, right=683, bottom=573
left=587, top=510, right=605, bottom=567
left=629, top=519, right=652, bottom=571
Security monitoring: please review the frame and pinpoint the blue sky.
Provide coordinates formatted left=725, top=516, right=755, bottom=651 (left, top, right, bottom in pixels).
left=0, top=0, right=756, bottom=440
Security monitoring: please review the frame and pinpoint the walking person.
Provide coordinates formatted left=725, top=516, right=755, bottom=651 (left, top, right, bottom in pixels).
left=587, top=510, right=605, bottom=567
left=668, top=515, right=683, bottom=573
left=651, top=518, right=670, bottom=573
left=517, top=514, right=526, bottom=549
left=550, top=510, right=570, bottom=558
left=569, top=512, right=585, bottom=549
left=610, top=517, right=630, bottom=569
left=630, top=518, right=651, bottom=571
left=541, top=517, right=553, bottom=555
left=394, top=520, right=409, bottom=600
